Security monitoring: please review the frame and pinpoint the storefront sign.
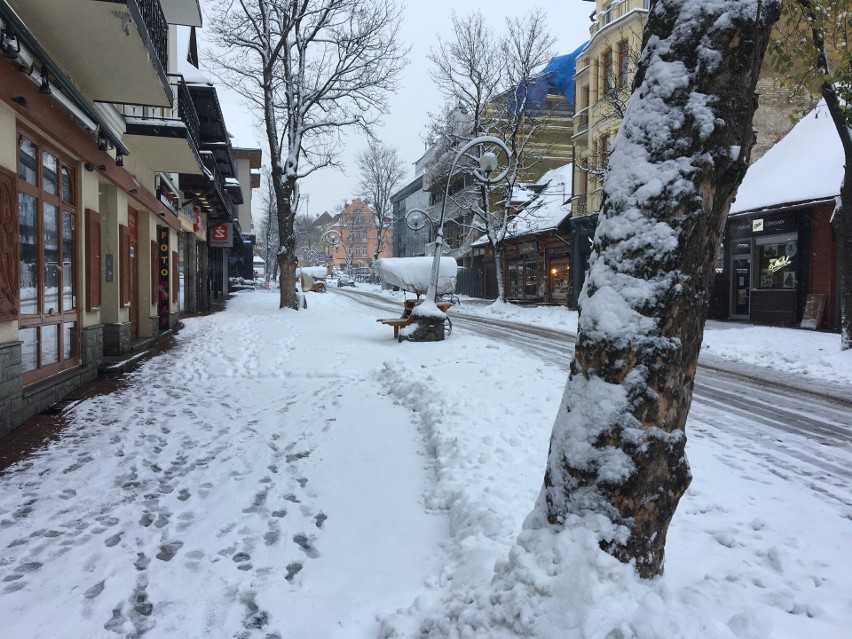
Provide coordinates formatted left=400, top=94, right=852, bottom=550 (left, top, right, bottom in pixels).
left=730, top=212, right=798, bottom=238
left=767, top=255, right=792, bottom=273
left=158, top=226, right=170, bottom=332
left=209, top=222, right=233, bottom=247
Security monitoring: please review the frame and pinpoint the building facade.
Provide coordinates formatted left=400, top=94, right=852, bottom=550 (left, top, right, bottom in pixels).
left=0, top=0, right=255, bottom=435
left=329, top=198, right=393, bottom=274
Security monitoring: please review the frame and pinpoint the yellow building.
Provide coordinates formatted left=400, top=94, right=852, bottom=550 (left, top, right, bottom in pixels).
left=571, top=0, right=649, bottom=220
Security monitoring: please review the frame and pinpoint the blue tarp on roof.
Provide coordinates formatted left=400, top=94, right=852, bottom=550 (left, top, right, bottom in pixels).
left=541, top=42, right=588, bottom=107
left=509, top=42, right=588, bottom=113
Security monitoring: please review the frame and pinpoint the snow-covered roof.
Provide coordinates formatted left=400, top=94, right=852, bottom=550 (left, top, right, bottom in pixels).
left=731, top=100, right=842, bottom=215
left=475, top=163, right=573, bottom=245
left=373, top=257, right=458, bottom=295
left=176, top=26, right=213, bottom=86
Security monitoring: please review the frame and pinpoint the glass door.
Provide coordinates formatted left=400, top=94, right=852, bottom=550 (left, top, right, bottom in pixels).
left=731, top=255, right=751, bottom=318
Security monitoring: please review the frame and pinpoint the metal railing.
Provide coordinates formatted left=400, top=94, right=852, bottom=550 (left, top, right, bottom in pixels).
left=200, top=152, right=235, bottom=219
left=122, top=75, right=201, bottom=150
left=130, top=0, right=168, bottom=73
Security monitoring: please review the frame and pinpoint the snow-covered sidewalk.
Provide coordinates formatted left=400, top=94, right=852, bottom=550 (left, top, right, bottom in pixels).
left=0, top=289, right=850, bottom=638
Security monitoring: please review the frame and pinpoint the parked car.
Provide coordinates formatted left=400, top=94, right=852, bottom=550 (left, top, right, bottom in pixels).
left=337, top=274, right=355, bottom=287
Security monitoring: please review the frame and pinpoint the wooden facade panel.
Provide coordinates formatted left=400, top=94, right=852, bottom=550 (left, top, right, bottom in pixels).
left=119, top=224, right=130, bottom=307
left=0, top=166, right=19, bottom=321
left=85, top=209, right=101, bottom=311
left=808, top=204, right=837, bottom=329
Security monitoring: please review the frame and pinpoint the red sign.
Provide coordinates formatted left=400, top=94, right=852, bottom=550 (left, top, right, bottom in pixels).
left=209, top=222, right=233, bottom=247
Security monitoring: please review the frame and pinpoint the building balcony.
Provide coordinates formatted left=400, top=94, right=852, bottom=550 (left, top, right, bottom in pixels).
left=589, top=0, right=651, bottom=38
left=180, top=150, right=235, bottom=222
left=6, top=0, right=172, bottom=107
left=122, top=75, right=203, bottom=174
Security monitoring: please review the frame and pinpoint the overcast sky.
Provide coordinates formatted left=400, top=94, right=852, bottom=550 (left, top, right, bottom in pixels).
left=198, top=1, right=593, bottom=227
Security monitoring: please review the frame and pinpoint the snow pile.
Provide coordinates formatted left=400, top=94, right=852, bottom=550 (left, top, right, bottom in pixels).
left=373, top=256, right=458, bottom=295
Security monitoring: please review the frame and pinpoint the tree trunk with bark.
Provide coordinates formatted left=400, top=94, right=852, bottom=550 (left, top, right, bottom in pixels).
left=275, top=172, right=298, bottom=310
left=532, top=0, right=781, bottom=578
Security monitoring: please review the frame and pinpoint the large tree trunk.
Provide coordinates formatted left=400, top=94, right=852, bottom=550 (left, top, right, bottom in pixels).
left=275, top=172, right=298, bottom=310
left=532, top=0, right=780, bottom=578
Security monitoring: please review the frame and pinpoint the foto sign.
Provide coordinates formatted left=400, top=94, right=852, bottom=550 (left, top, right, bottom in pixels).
left=210, top=222, right=233, bottom=247
left=157, top=226, right=170, bottom=331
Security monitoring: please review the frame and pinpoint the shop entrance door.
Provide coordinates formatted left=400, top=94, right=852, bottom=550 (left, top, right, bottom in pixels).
left=731, top=255, right=751, bottom=318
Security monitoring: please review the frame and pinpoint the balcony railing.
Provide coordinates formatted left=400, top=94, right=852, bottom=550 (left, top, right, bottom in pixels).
left=122, top=75, right=201, bottom=151
left=591, top=0, right=650, bottom=36
left=130, top=0, right=168, bottom=73
left=199, top=152, right=235, bottom=219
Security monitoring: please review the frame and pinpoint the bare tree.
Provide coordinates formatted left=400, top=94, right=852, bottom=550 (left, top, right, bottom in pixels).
left=356, top=141, right=405, bottom=263
left=530, top=0, right=781, bottom=579
left=475, top=9, right=556, bottom=301
left=770, top=0, right=852, bottom=348
left=207, top=0, right=407, bottom=309
left=425, top=9, right=559, bottom=301
left=428, top=10, right=502, bottom=141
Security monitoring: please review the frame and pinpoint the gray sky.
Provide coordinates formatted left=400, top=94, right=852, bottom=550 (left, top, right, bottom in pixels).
left=198, top=1, right=593, bottom=227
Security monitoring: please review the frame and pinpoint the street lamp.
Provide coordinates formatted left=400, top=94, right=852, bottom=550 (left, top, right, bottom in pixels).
left=321, top=229, right=346, bottom=272
left=297, top=246, right=322, bottom=266
left=422, top=135, right=510, bottom=305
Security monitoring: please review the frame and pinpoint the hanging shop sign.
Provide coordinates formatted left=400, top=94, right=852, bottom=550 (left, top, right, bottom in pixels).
left=157, top=226, right=170, bottom=332
left=209, top=222, right=233, bottom=247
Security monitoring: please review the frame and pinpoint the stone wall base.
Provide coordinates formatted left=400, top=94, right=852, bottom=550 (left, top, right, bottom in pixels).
left=103, top=322, right=131, bottom=356
left=0, top=325, right=103, bottom=437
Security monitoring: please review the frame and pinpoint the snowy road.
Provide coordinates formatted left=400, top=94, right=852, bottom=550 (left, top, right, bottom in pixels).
left=345, top=289, right=852, bottom=512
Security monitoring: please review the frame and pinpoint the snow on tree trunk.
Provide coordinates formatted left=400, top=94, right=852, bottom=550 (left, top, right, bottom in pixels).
left=531, top=0, right=780, bottom=578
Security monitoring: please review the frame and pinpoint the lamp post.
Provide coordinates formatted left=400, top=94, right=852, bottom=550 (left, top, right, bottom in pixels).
left=296, top=246, right=322, bottom=266
left=422, top=136, right=510, bottom=305
left=321, top=229, right=346, bottom=273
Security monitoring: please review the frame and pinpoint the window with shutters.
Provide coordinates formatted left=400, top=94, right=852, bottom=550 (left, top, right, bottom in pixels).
left=17, top=130, right=80, bottom=384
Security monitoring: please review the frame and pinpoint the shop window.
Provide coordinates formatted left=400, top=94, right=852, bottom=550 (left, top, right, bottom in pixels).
left=17, top=131, right=80, bottom=384
left=756, top=238, right=797, bottom=289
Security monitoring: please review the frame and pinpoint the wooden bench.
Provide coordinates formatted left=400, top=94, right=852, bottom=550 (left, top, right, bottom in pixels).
left=377, top=300, right=453, bottom=338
